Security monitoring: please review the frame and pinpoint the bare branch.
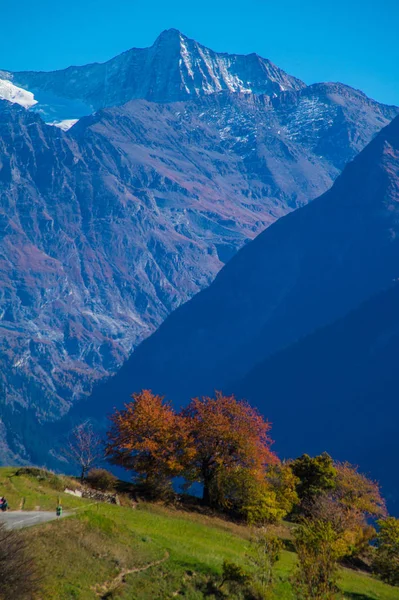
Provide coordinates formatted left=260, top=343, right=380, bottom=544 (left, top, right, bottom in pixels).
left=63, top=421, right=104, bottom=481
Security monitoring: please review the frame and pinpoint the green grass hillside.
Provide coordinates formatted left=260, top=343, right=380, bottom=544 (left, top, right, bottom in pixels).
left=0, top=468, right=397, bottom=600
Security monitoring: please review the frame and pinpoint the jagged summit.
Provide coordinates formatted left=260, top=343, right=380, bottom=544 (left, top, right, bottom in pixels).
left=153, top=28, right=182, bottom=42
left=0, top=30, right=305, bottom=123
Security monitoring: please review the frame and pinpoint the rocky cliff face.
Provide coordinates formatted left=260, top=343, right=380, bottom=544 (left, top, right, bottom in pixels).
left=0, top=32, right=397, bottom=462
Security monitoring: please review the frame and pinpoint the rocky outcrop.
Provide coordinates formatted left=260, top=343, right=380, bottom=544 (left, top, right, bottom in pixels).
left=80, top=488, right=120, bottom=505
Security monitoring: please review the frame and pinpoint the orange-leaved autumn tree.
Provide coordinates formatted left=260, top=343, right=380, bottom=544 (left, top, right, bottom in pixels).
left=106, top=390, right=190, bottom=496
left=182, top=392, right=278, bottom=505
left=334, top=461, right=387, bottom=518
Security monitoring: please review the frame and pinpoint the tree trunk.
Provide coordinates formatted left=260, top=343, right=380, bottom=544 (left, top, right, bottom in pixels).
left=202, top=481, right=211, bottom=505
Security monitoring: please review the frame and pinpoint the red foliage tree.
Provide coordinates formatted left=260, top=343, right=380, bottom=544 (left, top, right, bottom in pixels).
left=182, top=391, right=278, bottom=505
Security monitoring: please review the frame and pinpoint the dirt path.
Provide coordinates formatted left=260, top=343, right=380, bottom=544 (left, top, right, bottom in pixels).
left=92, top=550, right=170, bottom=597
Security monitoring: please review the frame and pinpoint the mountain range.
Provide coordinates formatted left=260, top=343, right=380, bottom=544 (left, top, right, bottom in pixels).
left=0, top=29, right=304, bottom=124
left=0, top=30, right=398, bottom=464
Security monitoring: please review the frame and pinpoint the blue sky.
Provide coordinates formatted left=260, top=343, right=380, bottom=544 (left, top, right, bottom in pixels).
left=2, top=0, right=398, bottom=105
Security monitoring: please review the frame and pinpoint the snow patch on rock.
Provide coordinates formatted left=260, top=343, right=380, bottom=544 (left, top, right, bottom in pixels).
left=49, top=119, right=79, bottom=131
left=0, top=78, right=37, bottom=108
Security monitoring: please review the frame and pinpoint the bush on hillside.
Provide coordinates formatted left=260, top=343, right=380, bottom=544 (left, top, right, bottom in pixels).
left=16, top=467, right=48, bottom=478
left=373, top=517, right=399, bottom=586
left=15, top=467, right=66, bottom=491
left=86, top=468, right=118, bottom=492
left=220, top=560, right=250, bottom=589
left=305, top=492, right=375, bottom=560
left=0, top=523, right=41, bottom=599
left=210, top=466, right=286, bottom=524
left=265, top=463, right=299, bottom=516
left=290, top=453, right=337, bottom=511
left=247, top=531, right=283, bottom=594
left=334, top=461, right=386, bottom=518
left=292, top=518, right=345, bottom=600
left=291, top=459, right=387, bottom=560
left=209, top=462, right=298, bottom=526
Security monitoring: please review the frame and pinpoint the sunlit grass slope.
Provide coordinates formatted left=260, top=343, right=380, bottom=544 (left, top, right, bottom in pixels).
left=0, top=468, right=397, bottom=599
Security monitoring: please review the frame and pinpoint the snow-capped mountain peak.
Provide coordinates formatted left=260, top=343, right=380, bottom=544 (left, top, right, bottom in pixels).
left=149, top=29, right=305, bottom=97
left=1, top=30, right=305, bottom=123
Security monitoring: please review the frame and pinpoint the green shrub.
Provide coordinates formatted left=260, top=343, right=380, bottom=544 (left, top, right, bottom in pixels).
left=15, top=467, right=65, bottom=491
left=247, top=531, right=283, bottom=594
left=242, top=484, right=286, bottom=525
left=220, top=560, right=249, bottom=587
left=373, top=517, right=399, bottom=586
left=292, top=518, right=345, bottom=600
left=290, top=453, right=337, bottom=510
left=86, top=468, right=117, bottom=492
left=210, top=466, right=287, bottom=525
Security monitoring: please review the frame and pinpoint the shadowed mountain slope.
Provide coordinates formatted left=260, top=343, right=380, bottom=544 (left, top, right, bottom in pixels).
left=85, top=116, right=399, bottom=416
left=234, top=281, right=399, bottom=508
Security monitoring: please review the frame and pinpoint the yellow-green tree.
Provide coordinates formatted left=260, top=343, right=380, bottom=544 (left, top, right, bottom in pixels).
left=373, top=517, right=399, bottom=586
left=292, top=518, right=345, bottom=600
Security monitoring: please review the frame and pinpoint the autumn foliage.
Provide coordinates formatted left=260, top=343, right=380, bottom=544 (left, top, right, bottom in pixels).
left=106, top=388, right=394, bottom=567
left=182, top=392, right=277, bottom=505
left=287, top=457, right=388, bottom=597
left=107, top=390, right=280, bottom=509
left=334, top=461, right=386, bottom=518
left=289, top=454, right=387, bottom=561
left=107, top=390, right=190, bottom=495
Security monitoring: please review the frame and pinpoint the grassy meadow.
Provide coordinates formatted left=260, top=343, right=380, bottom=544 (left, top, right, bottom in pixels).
left=0, top=467, right=397, bottom=599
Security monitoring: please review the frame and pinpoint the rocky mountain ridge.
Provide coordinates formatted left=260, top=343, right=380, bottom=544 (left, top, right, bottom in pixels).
left=0, top=29, right=305, bottom=124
